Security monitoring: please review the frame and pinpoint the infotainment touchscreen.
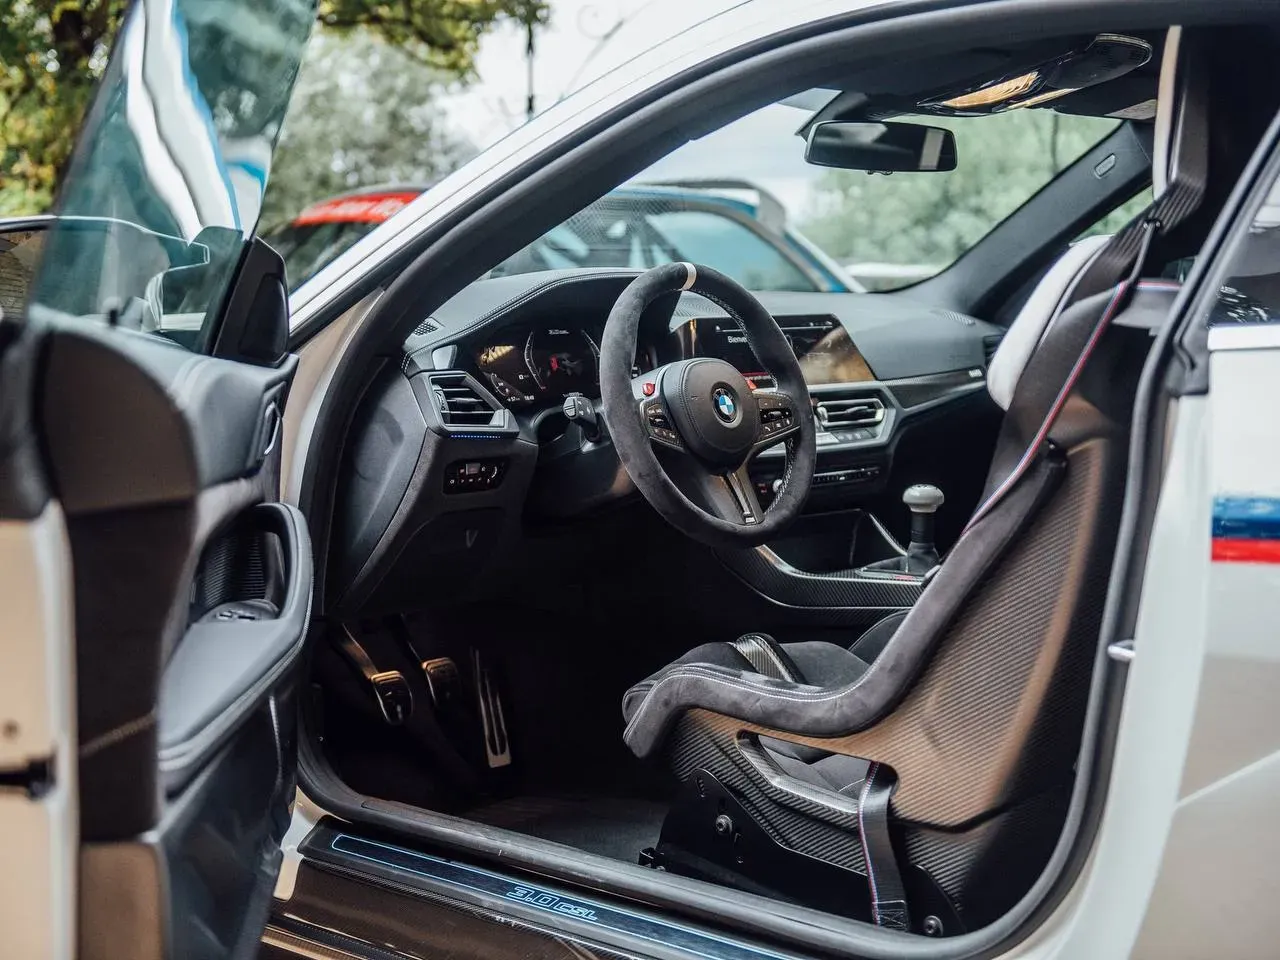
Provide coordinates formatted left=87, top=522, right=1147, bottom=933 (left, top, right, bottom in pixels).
left=694, top=315, right=875, bottom=386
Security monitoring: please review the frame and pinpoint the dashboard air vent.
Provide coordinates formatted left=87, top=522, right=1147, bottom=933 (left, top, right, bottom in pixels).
left=814, top=394, right=885, bottom=428
left=427, top=373, right=502, bottom=427
left=982, top=334, right=1004, bottom=368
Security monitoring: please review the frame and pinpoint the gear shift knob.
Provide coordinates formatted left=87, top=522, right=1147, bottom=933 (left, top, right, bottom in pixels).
left=904, top=484, right=944, bottom=569
left=903, top=483, right=945, bottom=513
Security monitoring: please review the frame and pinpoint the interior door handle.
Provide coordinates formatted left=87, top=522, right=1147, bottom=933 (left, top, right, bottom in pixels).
left=157, top=501, right=313, bottom=793
left=261, top=401, right=281, bottom=457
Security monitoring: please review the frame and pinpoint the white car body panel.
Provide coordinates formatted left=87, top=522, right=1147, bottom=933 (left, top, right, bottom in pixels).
left=1128, top=336, right=1280, bottom=957
left=0, top=505, right=77, bottom=960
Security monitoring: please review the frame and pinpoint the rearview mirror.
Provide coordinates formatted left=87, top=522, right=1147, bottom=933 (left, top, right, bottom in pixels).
left=804, top=121, right=957, bottom=173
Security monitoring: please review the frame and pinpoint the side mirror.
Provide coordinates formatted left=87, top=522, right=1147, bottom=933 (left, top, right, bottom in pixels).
left=208, top=236, right=290, bottom=366
left=805, top=121, right=958, bottom=173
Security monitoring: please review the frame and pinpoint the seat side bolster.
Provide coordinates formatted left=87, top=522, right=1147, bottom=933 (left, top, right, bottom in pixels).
left=622, top=454, right=1064, bottom=759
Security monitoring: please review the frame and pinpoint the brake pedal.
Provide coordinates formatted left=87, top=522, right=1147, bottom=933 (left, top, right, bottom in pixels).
left=472, top=649, right=512, bottom=769
left=422, top=657, right=463, bottom=712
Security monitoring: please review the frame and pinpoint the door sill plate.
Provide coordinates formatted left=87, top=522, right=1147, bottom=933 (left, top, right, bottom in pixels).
left=303, top=826, right=803, bottom=960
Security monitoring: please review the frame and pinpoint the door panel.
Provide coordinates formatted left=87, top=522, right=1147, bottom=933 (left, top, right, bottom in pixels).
left=30, top=325, right=310, bottom=958
left=158, top=503, right=310, bottom=794
left=6, top=0, right=315, bottom=953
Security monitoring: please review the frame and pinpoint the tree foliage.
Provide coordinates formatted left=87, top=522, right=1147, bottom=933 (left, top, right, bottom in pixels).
left=261, top=28, right=477, bottom=225
left=0, top=0, right=125, bottom=214
left=799, top=110, right=1146, bottom=285
left=318, top=0, right=546, bottom=73
left=0, top=0, right=546, bottom=216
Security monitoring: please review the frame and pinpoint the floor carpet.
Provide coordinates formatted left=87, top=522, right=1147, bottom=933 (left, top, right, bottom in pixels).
left=468, top=795, right=668, bottom=863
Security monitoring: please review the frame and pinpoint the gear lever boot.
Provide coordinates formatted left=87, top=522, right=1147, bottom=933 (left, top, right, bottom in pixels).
left=860, top=483, right=945, bottom=577
left=902, top=483, right=944, bottom=571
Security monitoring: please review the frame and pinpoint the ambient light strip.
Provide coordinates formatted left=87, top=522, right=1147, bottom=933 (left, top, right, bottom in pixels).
left=1210, top=496, right=1280, bottom=563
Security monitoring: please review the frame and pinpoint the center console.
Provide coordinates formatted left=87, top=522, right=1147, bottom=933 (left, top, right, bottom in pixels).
left=713, top=482, right=948, bottom=630
left=748, top=381, right=897, bottom=512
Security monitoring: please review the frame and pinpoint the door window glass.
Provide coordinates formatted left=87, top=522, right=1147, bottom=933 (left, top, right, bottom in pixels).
left=25, top=0, right=314, bottom=347
left=1209, top=176, right=1280, bottom=325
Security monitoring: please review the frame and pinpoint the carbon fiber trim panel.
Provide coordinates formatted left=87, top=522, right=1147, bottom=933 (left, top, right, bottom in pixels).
left=729, top=635, right=798, bottom=681
left=884, top=370, right=987, bottom=411
left=715, top=545, right=922, bottom=615
left=662, top=722, right=1067, bottom=923
left=903, top=787, right=1068, bottom=927
left=672, top=437, right=1116, bottom=827
left=666, top=715, right=867, bottom=874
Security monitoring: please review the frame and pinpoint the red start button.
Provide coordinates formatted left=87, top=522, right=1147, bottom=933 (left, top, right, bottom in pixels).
left=642, top=381, right=656, bottom=396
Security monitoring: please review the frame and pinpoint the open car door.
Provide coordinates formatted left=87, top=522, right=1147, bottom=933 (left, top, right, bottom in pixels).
left=0, top=0, right=316, bottom=957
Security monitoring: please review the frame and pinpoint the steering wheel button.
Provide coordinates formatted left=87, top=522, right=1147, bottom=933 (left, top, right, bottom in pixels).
left=642, top=381, right=656, bottom=396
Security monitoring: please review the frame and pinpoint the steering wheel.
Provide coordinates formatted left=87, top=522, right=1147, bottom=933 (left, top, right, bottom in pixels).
left=599, top=262, right=817, bottom=549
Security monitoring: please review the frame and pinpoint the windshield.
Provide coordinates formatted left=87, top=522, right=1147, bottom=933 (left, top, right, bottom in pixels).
left=491, top=191, right=835, bottom=292
left=496, top=97, right=1123, bottom=293
left=265, top=220, right=379, bottom=290
left=25, top=0, right=312, bottom=343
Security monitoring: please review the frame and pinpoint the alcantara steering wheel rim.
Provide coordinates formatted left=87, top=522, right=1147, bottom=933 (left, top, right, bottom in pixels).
left=598, top=262, right=817, bottom=549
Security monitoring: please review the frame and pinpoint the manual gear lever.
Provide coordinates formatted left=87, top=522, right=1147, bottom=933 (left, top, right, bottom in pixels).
left=857, top=483, right=945, bottom=578
left=902, top=484, right=944, bottom=572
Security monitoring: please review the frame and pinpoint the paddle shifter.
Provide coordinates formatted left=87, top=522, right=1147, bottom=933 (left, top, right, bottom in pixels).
left=859, top=483, right=945, bottom=578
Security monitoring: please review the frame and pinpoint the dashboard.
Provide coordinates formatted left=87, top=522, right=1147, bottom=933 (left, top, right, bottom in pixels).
left=466, top=309, right=880, bottom=410
left=679, top=315, right=876, bottom=389
left=332, top=269, right=1005, bottom=615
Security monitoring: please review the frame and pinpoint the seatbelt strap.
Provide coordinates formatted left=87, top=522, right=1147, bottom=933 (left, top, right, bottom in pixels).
left=963, top=46, right=1209, bottom=537
left=857, top=761, right=909, bottom=931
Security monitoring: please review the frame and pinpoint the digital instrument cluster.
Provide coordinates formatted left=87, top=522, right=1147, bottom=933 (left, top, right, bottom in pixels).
left=474, top=325, right=600, bottom=406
